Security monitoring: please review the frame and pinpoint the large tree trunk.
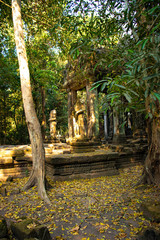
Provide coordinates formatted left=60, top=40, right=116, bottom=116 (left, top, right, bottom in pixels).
left=41, top=86, right=46, bottom=141
left=134, top=0, right=160, bottom=186
left=138, top=97, right=160, bottom=186
left=12, top=0, right=50, bottom=204
left=139, top=96, right=160, bottom=186
left=141, top=117, right=160, bottom=185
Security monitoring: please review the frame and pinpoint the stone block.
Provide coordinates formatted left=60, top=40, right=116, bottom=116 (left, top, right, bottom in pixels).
left=63, top=150, right=71, bottom=154
left=10, top=219, right=51, bottom=240
left=0, top=157, right=13, bottom=165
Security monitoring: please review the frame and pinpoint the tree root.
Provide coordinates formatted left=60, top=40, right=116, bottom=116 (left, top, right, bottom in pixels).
left=23, top=170, right=51, bottom=205
left=132, top=173, right=146, bottom=188
left=23, top=170, right=36, bottom=191
left=132, top=166, right=157, bottom=188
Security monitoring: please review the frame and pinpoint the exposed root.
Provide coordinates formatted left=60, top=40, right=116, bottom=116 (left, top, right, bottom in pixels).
left=132, top=173, right=146, bottom=188
left=133, top=165, right=157, bottom=188
left=23, top=170, right=36, bottom=191
left=38, top=177, right=51, bottom=205
left=145, top=166, right=156, bottom=184
left=23, top=170, right=51, bottom=205
left=38, top=185, right=51, bottom=205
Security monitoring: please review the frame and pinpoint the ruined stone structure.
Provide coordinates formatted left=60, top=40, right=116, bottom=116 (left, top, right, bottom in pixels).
left=63, top=48, right=146, bottom=146
left=64, top=75, right=99, bottom=148
left=49, top=109, right=57, bottom=139
left=112, top=108, right=127, bottom=143
left=46, top=109, right=60, bottom=143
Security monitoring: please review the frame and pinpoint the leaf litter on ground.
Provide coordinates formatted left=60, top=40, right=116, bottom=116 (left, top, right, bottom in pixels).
left=0, top=165, right=160, bottom=240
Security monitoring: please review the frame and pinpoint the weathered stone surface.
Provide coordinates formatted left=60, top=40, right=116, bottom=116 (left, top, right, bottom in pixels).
left=136, top=228, right=160, bottom=240
left=0, top=216, right=8, bottom=238
left=0, top=157, right=13, bottom=165
left=47, top=150, right=118, bottom=165
left=10, top=219, right=51, bottom=240
left=0, top=148, right=24, bottom=158
left=63, top=150, right=71, bottom=154
left=140, top=201, right=160, bottom=222
left=0, top=141, right=147, bottom=181
left=46, top=150, right=118, bottom=180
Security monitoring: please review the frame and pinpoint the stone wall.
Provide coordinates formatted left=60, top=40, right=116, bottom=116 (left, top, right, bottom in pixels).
left=0, top=141, right=147, bottom=181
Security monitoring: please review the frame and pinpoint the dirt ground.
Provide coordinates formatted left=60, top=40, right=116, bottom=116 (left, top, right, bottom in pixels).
left=0, top=165, right=160, bottom=240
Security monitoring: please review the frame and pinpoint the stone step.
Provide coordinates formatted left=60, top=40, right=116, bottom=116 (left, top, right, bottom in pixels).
left=0, top=157, right=14, bottom=165
left=0, top=166, right=31, bottom=181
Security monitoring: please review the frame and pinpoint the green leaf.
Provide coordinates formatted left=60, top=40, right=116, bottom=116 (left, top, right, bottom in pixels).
left=153, top=92, right=160, bottom=102
left=93, top=62, right=101, bottom=72
left=101, top=82, right=108, bottom=91
left=128, top=49, right=134, bottom=53
left=143, top=73, right=160, bottom=81
left=142, top=38, right=149, bottom=50
left=151, top=22, right=160, bottom=34
left=90, top=83, right=101, bottom=91
left=136, top=40, right=143, bottom=46
left=123, top=92, right=132, bottom=103
left=129, top=89, right=139, bottom=97
left=145, top=89, right=149, bottom=98
left=148, top=6, right=159, bottom=15
left=114, top=84, right=126, bottom=89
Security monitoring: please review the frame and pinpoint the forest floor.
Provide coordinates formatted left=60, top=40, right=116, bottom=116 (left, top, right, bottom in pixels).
left=0, top=165, right=160, bottom=240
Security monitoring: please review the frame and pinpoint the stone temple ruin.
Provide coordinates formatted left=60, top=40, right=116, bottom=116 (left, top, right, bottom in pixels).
left=64, top=74, right=100, bottom=152
left=0, top=50, right=148, bottom=181
left=48, top=109, right=60, bottom=143
left=63, top=54, right=140, bottom=149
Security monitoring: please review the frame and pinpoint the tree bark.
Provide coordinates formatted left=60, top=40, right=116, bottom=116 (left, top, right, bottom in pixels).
left=140, top=117, right=160, bottom=185
left=140, top=93, right=160, bottom=186
left=133, top=0, right=160, bottom=186
left=12, top=0, right=50, bottom=204
left=41, top=86, right=46, bottom=141
left=86, top=82, right=99, bottom=139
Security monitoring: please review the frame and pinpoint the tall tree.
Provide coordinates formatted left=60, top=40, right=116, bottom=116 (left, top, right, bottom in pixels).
left=12, top=0, right=50, bottom=204
left=134, top=0, right=160, bottom=185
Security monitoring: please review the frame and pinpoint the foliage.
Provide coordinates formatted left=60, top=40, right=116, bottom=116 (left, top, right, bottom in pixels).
left=0, top=1, right=68, bottom=143
left=26, top=30, right=68, bottom=135
left=0, top=18, right=29, bottom=144
left=0, top=0, right=159, bottom=143
left=88, top=0, right=160, bottom=120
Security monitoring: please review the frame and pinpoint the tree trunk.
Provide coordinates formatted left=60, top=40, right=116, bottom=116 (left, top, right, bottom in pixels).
left=12, top=0, right=50, bottom=204
left=140, top=117, right=160, bottom=185
left=86, top=82, right=99, bottom=139
left=41, top=86, right=46, bottom=141
left=68, top=89, right=76, bottom=140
